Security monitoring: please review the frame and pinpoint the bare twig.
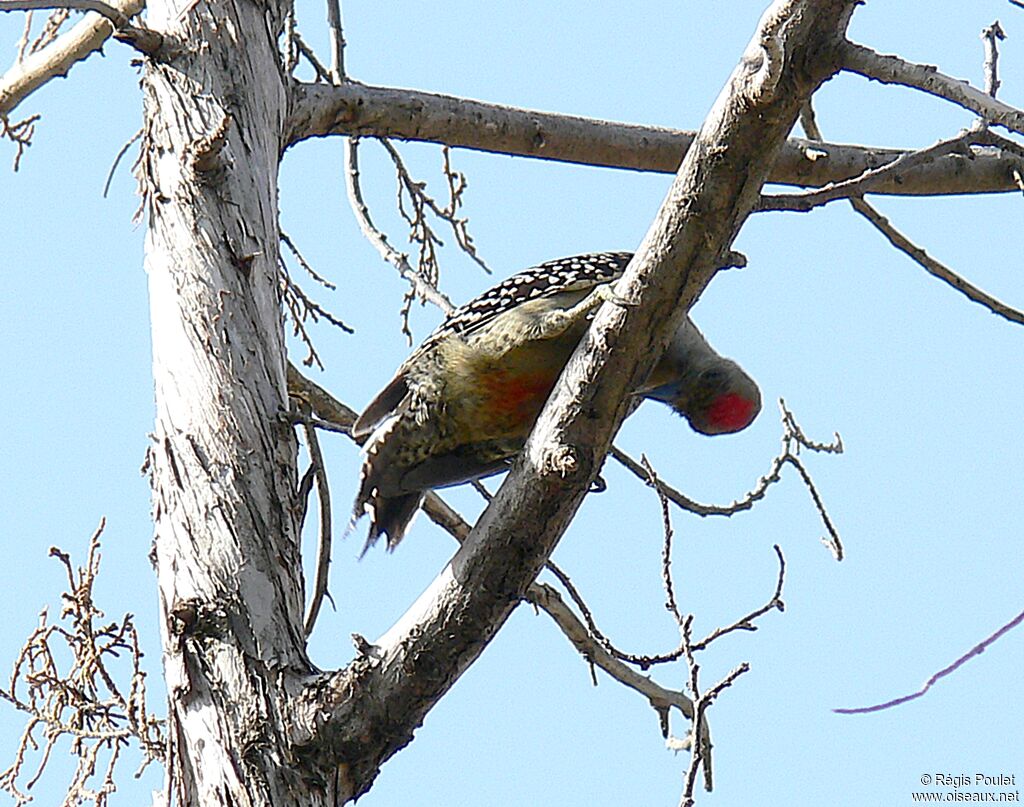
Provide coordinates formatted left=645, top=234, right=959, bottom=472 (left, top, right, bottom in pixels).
left=679, top=659, right=749, bottom=807
left=324, top=0, right=344, bottom=83
left=343, top=136, right=456, bottom=325
left=0, top=521, right=164, bottom=806
left=281, top=8, right=297, bottom=75
left=758, top=133, right=973, bottom=212
left=800, top=99, right=1024, bottom=332
left=293, top=31, right=331, bottom=84
left=281, top=230, right=337, bottom=290
left=381, top=139, right=491, bottom=276
left=693, top=546, right=786, bottom=650
left=835, top=607, right=1024, bottom=714
left=640, top=455, right=684, bottom=627
left=279, top=249, right=353, bottom=369
left=378, top=140, right=491, bottom=324
left=0, top=0, right=129, bottom=26
left=102, top=127, right=141, bottom=198
left=299, top=411, right=335, bottom=638
left=850, top=197, right=1024, bottom=327
left=15, top=8, right=33, bottom=61
left=780, top=403, right=844, bottom=455
left=29, top=7, right=68, bottom=53
left=981, top=21, right=1006, bottom=101
left=544, top=560, right=683, bottom=669
left=842, top=41, right=1024, bottom=137
left=1, top=112, right=39, bottom=170
left=610, top=403, right=844, bottom=561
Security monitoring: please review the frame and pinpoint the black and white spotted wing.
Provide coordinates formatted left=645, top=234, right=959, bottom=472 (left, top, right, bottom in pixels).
left=416, top=251, right=633, bottom=355
left=354, top=252, right=634, bottom=441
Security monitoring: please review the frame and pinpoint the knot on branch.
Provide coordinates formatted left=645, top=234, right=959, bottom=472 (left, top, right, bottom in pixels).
left=539, top=443, right=579, bottom=478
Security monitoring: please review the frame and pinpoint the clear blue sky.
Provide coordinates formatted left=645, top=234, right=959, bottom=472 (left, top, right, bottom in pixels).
left=2, top=1, right=1022, bottom=805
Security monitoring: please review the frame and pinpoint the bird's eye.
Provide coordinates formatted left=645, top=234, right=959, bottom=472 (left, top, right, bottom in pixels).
left=698, top=367, right=727, bottom=389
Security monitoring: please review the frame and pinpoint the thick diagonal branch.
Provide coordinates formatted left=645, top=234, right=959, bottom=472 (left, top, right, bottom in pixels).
left=294, top=2, right=859, bottom=801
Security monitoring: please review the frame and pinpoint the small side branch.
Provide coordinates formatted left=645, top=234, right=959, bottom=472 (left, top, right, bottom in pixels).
left=292, top=31, right=331, bottom=83
left=0, top=0, right=147, bottom=118
left=842, top=41, right=1024, bottom=137
left=611, top=402, right=844, bottom=559
left=381, top=139, right=491, bottom=275
left=297, top=410, right=335, bottom=638
left=343, top=136, right=456, bottom=328
left=758, top=133, right=972, bottom=213
left=324, top=0, right=344, bottom=82
left=679, top=657, right=749, bottom=807
left=835, top=607, right=1024, bottom=714
left=851, top=197, right=1024, bottom=327
left=980, top=21, right=1006, bottom=102
left=692, top=545, right=786, bottom=651
left=279, top=252, right=354, bottom=370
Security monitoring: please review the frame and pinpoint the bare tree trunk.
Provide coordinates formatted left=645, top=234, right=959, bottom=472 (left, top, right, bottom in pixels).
left=140, top=0, right=323, bottom=803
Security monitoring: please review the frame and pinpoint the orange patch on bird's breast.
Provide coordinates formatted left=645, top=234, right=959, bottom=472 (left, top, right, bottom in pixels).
left=480, top=367, right=558, bottom=430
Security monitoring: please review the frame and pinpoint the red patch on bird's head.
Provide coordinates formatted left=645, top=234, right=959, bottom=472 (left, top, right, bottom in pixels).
left=705, top=392, right=757, bottom=434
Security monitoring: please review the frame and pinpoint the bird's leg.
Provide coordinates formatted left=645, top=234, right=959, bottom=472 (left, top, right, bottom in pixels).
left=531, top=282, right=633, bottom=340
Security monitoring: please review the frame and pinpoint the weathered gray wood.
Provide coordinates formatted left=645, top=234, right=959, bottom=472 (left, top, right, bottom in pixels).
left=141, top=0, right=319, bottom=802
left=286, top=80, right=1024, bottom=196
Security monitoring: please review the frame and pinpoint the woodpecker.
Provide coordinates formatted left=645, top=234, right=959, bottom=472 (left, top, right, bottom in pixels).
left=351, top=251, right=761, bottom=552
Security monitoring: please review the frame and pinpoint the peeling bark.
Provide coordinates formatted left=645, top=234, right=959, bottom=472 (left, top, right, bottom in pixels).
left=141, top=0, right=323, bottom=802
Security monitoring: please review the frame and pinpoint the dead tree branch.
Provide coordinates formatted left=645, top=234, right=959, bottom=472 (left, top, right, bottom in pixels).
left=382, top=138, right=491, bottom=275
left=835, top=606, right=1024, bottom=715
left=758, top=132, right=973, bottom=212
left=0, top=521, right=163, bottom=807
left=850, top=197, right=1024, bottom=327
left=296, top=410, right=335, bottom=638
left=0, top=0, right=146, bottom=117
left=980, top=21, right=1006, bottom=103
left=285, top=80, right=1024, bottom=196
left=797, top=95, right=1024, bottom=329
left=842, top=40, right=1024, bottom=137
left=343, top=136, right=456, bottom=328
